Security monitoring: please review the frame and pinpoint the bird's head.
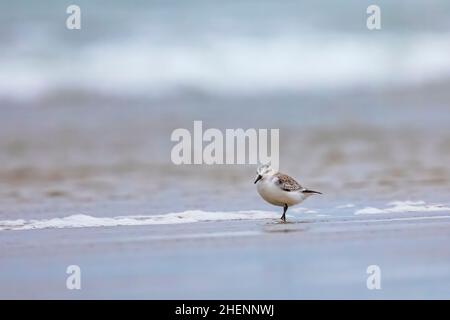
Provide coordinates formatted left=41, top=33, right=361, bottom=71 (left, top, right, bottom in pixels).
left=254, top=164, right=277, bottom=184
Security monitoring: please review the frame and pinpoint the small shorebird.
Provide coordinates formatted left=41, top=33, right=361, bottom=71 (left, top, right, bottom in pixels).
left=254, top=164, right=322, bottom=222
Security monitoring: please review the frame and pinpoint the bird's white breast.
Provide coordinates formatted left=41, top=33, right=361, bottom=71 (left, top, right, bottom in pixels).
left=256, top=177, right=307, bottom=207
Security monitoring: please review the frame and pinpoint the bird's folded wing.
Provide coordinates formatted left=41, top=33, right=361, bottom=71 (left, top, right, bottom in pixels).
left=274, top=173, right=303, bottom=191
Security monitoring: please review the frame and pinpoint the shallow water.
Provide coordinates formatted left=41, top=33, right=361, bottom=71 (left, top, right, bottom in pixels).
left=1, top=1, right=450, bottom=220
left=1, top=91, right=450, bottom=221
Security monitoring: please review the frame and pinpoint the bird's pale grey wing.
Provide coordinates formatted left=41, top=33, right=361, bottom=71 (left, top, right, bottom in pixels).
left=274, top=173, right=303, bottom=192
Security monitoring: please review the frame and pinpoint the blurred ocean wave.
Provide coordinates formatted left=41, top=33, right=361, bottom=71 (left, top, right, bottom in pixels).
left=2, top=33, right=450, bottom=100
left=1, top=1, right=450, bottom=100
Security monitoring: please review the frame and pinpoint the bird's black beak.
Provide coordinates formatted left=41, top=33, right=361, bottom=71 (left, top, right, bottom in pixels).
left=254, top=175, right=262, bottom=184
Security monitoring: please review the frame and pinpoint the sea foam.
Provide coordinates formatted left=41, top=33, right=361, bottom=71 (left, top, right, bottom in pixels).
left=0, top=210, right=278, bottom=231
left=354, top=201, right=450, bottom=215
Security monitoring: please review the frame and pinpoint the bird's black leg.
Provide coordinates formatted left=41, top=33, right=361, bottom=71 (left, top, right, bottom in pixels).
left=281, top=204, right=288, bottom=222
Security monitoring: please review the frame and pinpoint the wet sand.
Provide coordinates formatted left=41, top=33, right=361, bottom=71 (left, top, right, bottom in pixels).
left=1, top=211, right=450, bottom=299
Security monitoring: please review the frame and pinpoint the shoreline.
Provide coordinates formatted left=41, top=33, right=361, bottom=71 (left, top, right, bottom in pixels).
left=2, top=210, right=450, bottom=299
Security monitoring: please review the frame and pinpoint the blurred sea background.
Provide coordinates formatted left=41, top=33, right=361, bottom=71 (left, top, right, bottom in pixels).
left=1, top=0, right=450, bottom=219
left=1, top=0, right=450, bottom=299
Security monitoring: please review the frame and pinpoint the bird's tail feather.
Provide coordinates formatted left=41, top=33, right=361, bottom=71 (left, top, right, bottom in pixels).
left=302, top=189, right=322, bottom=195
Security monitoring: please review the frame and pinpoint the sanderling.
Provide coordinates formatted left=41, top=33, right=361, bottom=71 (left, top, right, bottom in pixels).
left=254, top=164, right=322, bottom=222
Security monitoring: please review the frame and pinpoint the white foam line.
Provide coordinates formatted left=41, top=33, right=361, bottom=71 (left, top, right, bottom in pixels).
left=355, top=201, right=450, bottom=215
left=3, top=209, right=450, bottom=232
left=0, top=210, right=279, bottom=231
